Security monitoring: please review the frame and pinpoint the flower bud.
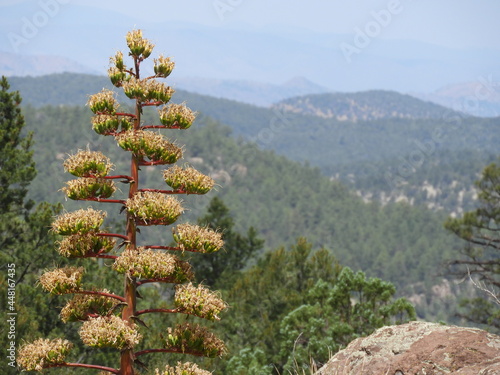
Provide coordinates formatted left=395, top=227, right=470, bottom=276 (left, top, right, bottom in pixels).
left=154, top=55, right=175, bottom=78
left=158, top=103, right=196, bottom=129
left=87, top=89, right=118, bottom=114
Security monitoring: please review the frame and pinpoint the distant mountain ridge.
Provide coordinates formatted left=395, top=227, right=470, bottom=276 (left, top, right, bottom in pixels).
left=272, top=90, right=461, bottom=122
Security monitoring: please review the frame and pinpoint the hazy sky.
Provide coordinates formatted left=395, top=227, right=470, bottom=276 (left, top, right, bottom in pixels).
left=63, top=0, right=500, bottom=50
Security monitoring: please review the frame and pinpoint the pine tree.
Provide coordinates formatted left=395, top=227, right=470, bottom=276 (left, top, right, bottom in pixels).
left=17, top=30, right=228, bottom=375
left=445, top=158, right=500, bottom=330
left=0, top=76, right=36, bottom=213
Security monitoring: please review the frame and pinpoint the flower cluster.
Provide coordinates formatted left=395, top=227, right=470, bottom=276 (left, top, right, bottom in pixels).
left=87, top=89, right=119, bottom=114
left=51, top=208, right=106, bottom=235
left=163, top=166, right=214, bottom=194
left=155, top=362, right=212, bottom=375
left=158, top=103, right=196, bottom=129
left=175, top=283, right=228, bottom=321
left=91, top=113, right=132, bottom=135
left=17, top=338, right=73, bottom=371
left=108, top=51, right=129, bottom=87
left=113, top=247, right=193, bottom=281
left=122, top=77, right=174, bottom=103
left=60, top=290, right=116, bottom=322
left=63, top=150, right=113, bottom=177
left=126, top=29, right=154, bottom=58
left=62, top=178, right=116, bottom=200
left=57, top=233, right=115, bottom=258
left=116, top=129, right=182, bottom=164
left=38, top=266, right=84, bottom=295
left=172, top=224, right=223, bottom=254
left=126, top=191, right=183, bottom=225
left=79, top=315, right=142, bottom=350
left=165, top=322, right=227, bottom=358
left=154, top=55, right=175, bottom=78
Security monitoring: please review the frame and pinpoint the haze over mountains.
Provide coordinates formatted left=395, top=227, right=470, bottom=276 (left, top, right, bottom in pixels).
left=1, top=3, right=500, bottom=113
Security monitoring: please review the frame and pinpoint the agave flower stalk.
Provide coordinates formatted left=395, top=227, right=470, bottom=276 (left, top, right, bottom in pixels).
left=18, top=29, right=227, bottom=375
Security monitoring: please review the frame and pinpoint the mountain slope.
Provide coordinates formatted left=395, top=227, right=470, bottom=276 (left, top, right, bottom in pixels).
left=272, top=90, right=461, bottom=121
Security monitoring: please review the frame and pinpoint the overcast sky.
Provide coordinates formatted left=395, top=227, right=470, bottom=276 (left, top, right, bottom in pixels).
left=61, top=0, right=500, bottom=50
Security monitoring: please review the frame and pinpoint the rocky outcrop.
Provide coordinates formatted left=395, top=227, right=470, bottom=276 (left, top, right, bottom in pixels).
left=316, top=321, right=500, bottom=375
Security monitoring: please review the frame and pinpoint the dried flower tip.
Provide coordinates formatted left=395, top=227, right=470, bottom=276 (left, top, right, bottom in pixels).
left=62, top=178, right=116, bottom=200
left=113, top=247, right=193, bottom=282
left=116, top=129, right=183, bottom=164
left=17, top=338, right=73, bottom=371
left=154, top=55, right=175, bottom=78
left=79, top=315, right=142, bottom=350
left=126, top=29, right=154, bottom=58
left=38, top=266, right=84, bottom=295
left=52, top=208, right=106, bottom=235
left=63, top=149, right=114, bottom=177
left=60, top=290, right=116, bottom=322
left=158, top=103, right=196, bottom=129
left=87, top=89, right=118, bottom=114
left=110, top=51, right=125, bottom=71
left=175, top=283, right=228, bottom=321
left=155, top=362, right=212, bottom=375
left=126, top=191, right=183, bottom=225
left=165, top=322, right=227, bottom=358
left=163, top=166, right=214, bottom=194
left=172, top=224, right=223, bottom=254
left=57, top=233, right=115, bottom=258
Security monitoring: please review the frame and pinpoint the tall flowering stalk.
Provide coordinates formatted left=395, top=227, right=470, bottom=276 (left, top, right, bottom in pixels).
left=18, top=30, right=227, bottom=375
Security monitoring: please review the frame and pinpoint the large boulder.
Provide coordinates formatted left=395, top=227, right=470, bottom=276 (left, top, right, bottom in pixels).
left=316, top=321, right=500, bottom=375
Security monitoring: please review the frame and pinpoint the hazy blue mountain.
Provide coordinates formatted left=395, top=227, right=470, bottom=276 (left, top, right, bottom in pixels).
left=1, top=3, right=499, bottom=94
left=272, top=90, right=461, bottom=121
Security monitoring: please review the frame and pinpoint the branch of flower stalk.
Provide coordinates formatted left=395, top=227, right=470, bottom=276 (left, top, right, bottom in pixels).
left=74, top=290, right=126, bottom=303
left=141, top=123, right=182, bottom=130
left=135, top=348, right=205, bottom=358
left=144, top=245, right=199, bottom=253
left=44, top=363, right=119, bottom=374
left=137, top=188, right=194, bottom=195
left=141, top=101, right=164, bottom=107
left=85, top=174, right=134, bottom=182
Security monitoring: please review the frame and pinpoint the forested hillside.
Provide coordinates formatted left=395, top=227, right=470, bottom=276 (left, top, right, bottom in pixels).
left=20, top=102, right=466, bottom=322
left=272, top=90, right=460, bottom=121
left=5, top=72, right=498, bottom=373
left=10, top=73, right=500, bottom=216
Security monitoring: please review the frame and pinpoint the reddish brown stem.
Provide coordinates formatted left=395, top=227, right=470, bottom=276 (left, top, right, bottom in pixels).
left=74, top=290, right=126, bottom=303
left=141, top=101, right=163, bottom=107
left=141, top=124, right=182, bottom=130
left=45, top=363, right=119, bottom=373
left=104, top=175, right=135, bottom=181
left=137, top=188, right=191, bottom=195
left=134, top=348, right=205, bottom=358
left=115, top=112, right=137, bottom=118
